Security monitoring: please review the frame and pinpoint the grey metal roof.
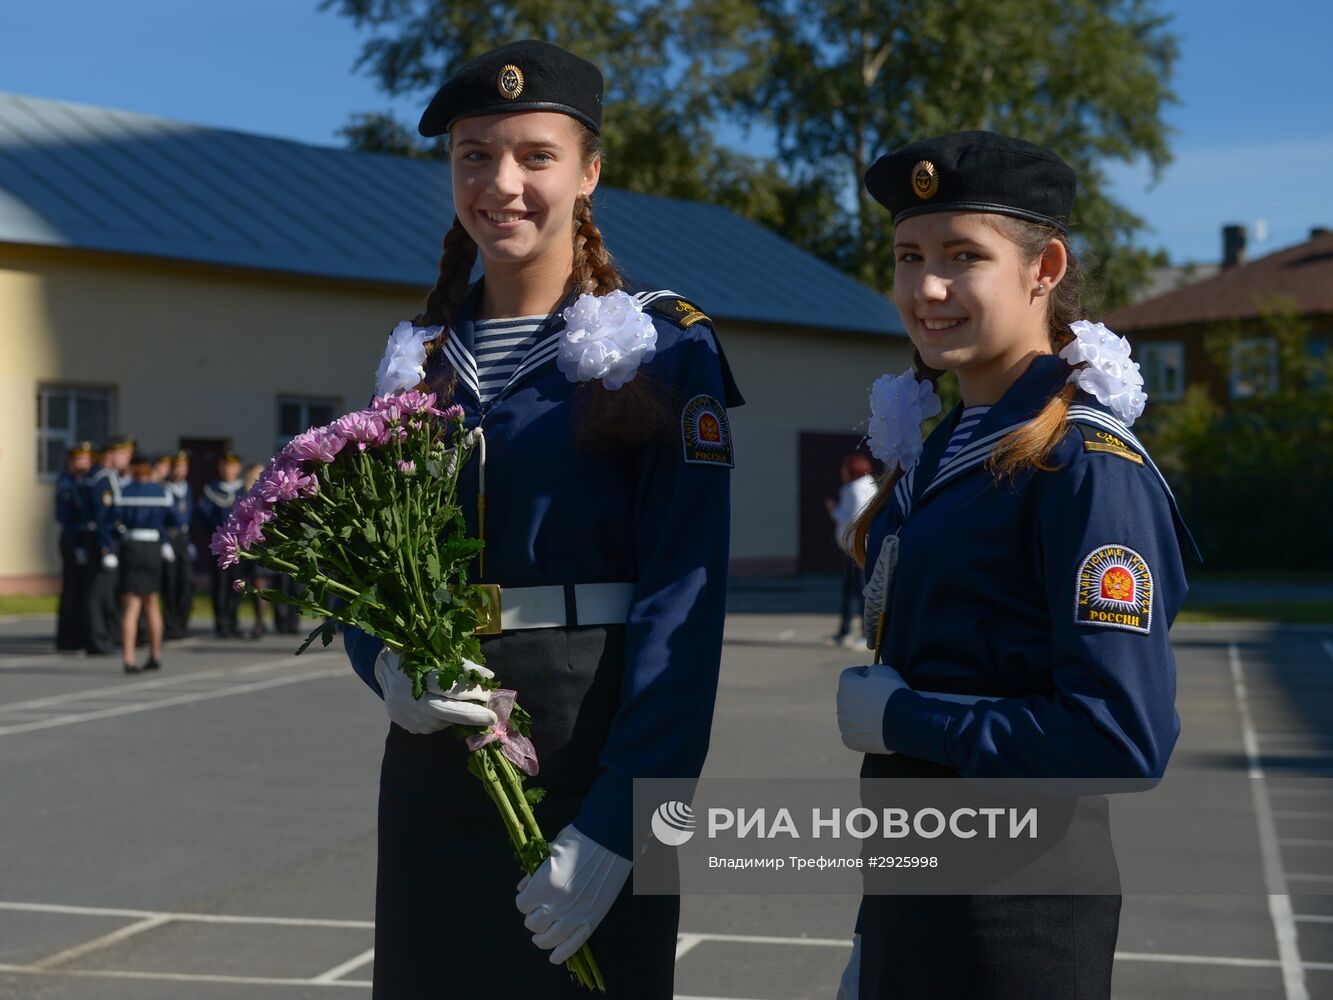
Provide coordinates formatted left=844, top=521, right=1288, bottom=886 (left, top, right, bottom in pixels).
left=0, top=93, right=904, bottom=336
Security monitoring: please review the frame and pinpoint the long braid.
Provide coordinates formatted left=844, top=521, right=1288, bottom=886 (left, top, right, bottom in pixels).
left=848, top=357, right=943, bottom=566
left=571, top=195, right=624, bottom=295
left=415, top=215, right=478, bottom=396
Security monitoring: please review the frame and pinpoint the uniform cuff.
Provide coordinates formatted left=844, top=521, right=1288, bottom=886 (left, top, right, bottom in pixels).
left=343, top=627, right=385, bottom=698
left=881, top=690, right=958, bottom=767
left=573, top=775, right=633, bottom=861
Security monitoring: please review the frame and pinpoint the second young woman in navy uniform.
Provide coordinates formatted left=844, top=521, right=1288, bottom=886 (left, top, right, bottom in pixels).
left=835, top=132, right=1199, bottom=999
left=341, top=40, right=742, bottom=999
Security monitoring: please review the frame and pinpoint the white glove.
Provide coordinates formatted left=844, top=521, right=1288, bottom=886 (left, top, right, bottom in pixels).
left=515, top=824, right=632, bottom=964
left=161, top=543, right=176, bottom=563
left=836, top=933, right=861, bottom=1000
left=101, top=552, right=119, bottom=571
left=73, top=547, right=88, bottom=566
left=373, top=648, right=497, bottom=733
left=837, top=665, right=909, bottom=754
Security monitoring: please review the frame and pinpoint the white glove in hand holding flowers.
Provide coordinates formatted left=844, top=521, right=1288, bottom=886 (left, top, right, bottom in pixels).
left=836, top=933, right=862, bottom=1000
left=866, top=370, right=943, bottom=473
left=557, top=290, right=657, bottom=390
left=375, top=322, right=442, bottom=397
left=515, top=823, right=632, bottom=964
left=160, top=543, right=176, bottom=563
left=837, top=665, right=909, bottom=755
left=373, top=648, right=497, bottom=733
left=1059, top=320, right=1147, bottom=425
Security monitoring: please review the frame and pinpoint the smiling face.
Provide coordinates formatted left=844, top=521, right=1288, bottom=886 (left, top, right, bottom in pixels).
left=449, top=111, right=600, bottom=273
left=892, top=211, right=1066, bottom=404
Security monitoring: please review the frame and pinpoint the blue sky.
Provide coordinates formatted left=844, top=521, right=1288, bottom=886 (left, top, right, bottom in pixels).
left=3, top=0, right=1330, bottom=264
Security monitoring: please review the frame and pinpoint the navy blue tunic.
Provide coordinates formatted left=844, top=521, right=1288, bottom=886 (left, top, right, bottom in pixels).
left=344, top=281, right=742, bottom=858
left=866, top=353, right=1199, bottom=779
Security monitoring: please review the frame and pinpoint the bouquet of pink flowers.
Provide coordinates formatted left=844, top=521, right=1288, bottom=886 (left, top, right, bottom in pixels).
left=210, top=389, right=605, bottom=990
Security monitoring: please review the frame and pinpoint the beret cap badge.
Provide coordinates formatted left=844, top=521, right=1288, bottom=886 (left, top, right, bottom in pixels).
left=912, top=160, right=939, bottom=200
left=497, top=64, right=525, bottom=100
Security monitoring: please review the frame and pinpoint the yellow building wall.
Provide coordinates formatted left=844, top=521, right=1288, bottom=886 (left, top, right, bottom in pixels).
left=723, top=322, right=910, bottom=569
left=0, top=245, right=908, bottom=588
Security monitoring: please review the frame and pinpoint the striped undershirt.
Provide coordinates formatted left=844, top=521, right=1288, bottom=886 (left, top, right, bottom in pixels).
left=939, top=405, right=992, bottom=463
left=473, top=314, right=546, bottom=404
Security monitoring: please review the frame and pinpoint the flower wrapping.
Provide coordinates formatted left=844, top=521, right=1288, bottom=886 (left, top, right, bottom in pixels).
left=1060, top=320, right=1147, bottom=425
left=557, top=290, right=658, bottom=390
left=866, top=369, right=943, bottom=473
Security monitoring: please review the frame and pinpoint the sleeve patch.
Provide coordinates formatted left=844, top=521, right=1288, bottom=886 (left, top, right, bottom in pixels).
left=1075, top=544, right=1153, bottom=634
left=1078, top=424, right=1144, bottom=465
left=681, top=394, right=734, bottom=468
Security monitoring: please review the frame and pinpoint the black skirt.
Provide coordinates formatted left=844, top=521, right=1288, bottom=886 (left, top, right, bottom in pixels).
left=856, top=754, right=1121, bottom=1000
left=119, top=539, right=163, bottom=596
left=373, top=625, right=679, bottom=1000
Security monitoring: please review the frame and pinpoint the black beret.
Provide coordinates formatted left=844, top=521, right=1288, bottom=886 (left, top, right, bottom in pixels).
left=419, top=40, right=603, bottom=137
left=865, top=131, right=1076, bottom=231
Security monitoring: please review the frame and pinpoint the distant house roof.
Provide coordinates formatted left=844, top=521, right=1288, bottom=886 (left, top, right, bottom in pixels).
left=0, top=93, right=904, bottom=336
left=1109, top=233, right=1333, bottom=332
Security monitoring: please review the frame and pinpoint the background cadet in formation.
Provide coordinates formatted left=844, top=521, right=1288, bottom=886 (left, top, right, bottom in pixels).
left=198, top=452, right=245, bottom=638
left=79, top=436, right=132, bottom=655
left=114, top=452, right=181, bottom=673
left=54, top=442, right=93, bottom=650
left=161, top=451, right=196, bottom=639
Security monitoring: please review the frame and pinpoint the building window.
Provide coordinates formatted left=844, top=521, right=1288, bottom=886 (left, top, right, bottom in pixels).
left=1139, top=341, right=1185, bottom=401
left=36, top=385, right=115, bottom=479
left=1230, top=338, right=1279, bottom=399
left=277, top=396, right=340, bottom=448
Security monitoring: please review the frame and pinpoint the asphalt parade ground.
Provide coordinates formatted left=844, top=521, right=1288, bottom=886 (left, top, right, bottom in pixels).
left=1, top=584, right=1332, bottom=999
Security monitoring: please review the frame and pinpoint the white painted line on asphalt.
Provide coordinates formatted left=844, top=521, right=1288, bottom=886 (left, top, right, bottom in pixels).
left=31, top=915, right=170, bottom=969
left=676, top=933, right=706, bottom=960
left=1295, top=915, right=1333, bottom=924
left=311, top=947, right=375, bottom=983
left=0, top=652, right=328, bottom=713
left=0, top=964, right=370, bottom=989
left=0, top=900, right=374, bottom=928
left=0, top=668, right=346, bottom=736
left=1114, top=951, right=1278, bottom=968
left=681, top=932, right=849, bottom=948
left=1230, top=640, right=1309, bottom=1000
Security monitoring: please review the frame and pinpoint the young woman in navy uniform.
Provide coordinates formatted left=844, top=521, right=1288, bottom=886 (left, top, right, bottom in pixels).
left=834, top=132, right=1199, bottom=1000
left=341, top=40, right=742, bottom=999
left=115, top=452, right=181, bottom=673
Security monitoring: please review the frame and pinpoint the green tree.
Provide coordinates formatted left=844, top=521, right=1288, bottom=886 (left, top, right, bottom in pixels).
left=1138, top=300, right=1333, bottom=569
left=324, top=0, right=1177, bottom=306
left=320, top=0, right=840, bottom=253
left=681, top=0, right=1178, bottom=306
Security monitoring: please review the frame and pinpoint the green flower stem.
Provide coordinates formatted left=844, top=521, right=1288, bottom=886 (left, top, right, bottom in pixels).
left=470, top=743, right=602, bottom=991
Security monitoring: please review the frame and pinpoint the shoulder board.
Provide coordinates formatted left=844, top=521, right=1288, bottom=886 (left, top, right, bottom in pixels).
left=636, top=289, right=713, bottom=329
left=1066, top=405, right=1202, bottom=563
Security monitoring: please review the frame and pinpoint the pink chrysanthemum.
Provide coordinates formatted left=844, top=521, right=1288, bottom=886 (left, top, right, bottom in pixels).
left=209, top=530, right=240, bottom=569
left=283, top=426, right=346, bottom=464
left=332, top=411, right=388, bottom=451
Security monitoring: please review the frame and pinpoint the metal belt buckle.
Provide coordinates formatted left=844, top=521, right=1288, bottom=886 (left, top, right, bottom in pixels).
left=472, top=584, right=503, bottom=636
